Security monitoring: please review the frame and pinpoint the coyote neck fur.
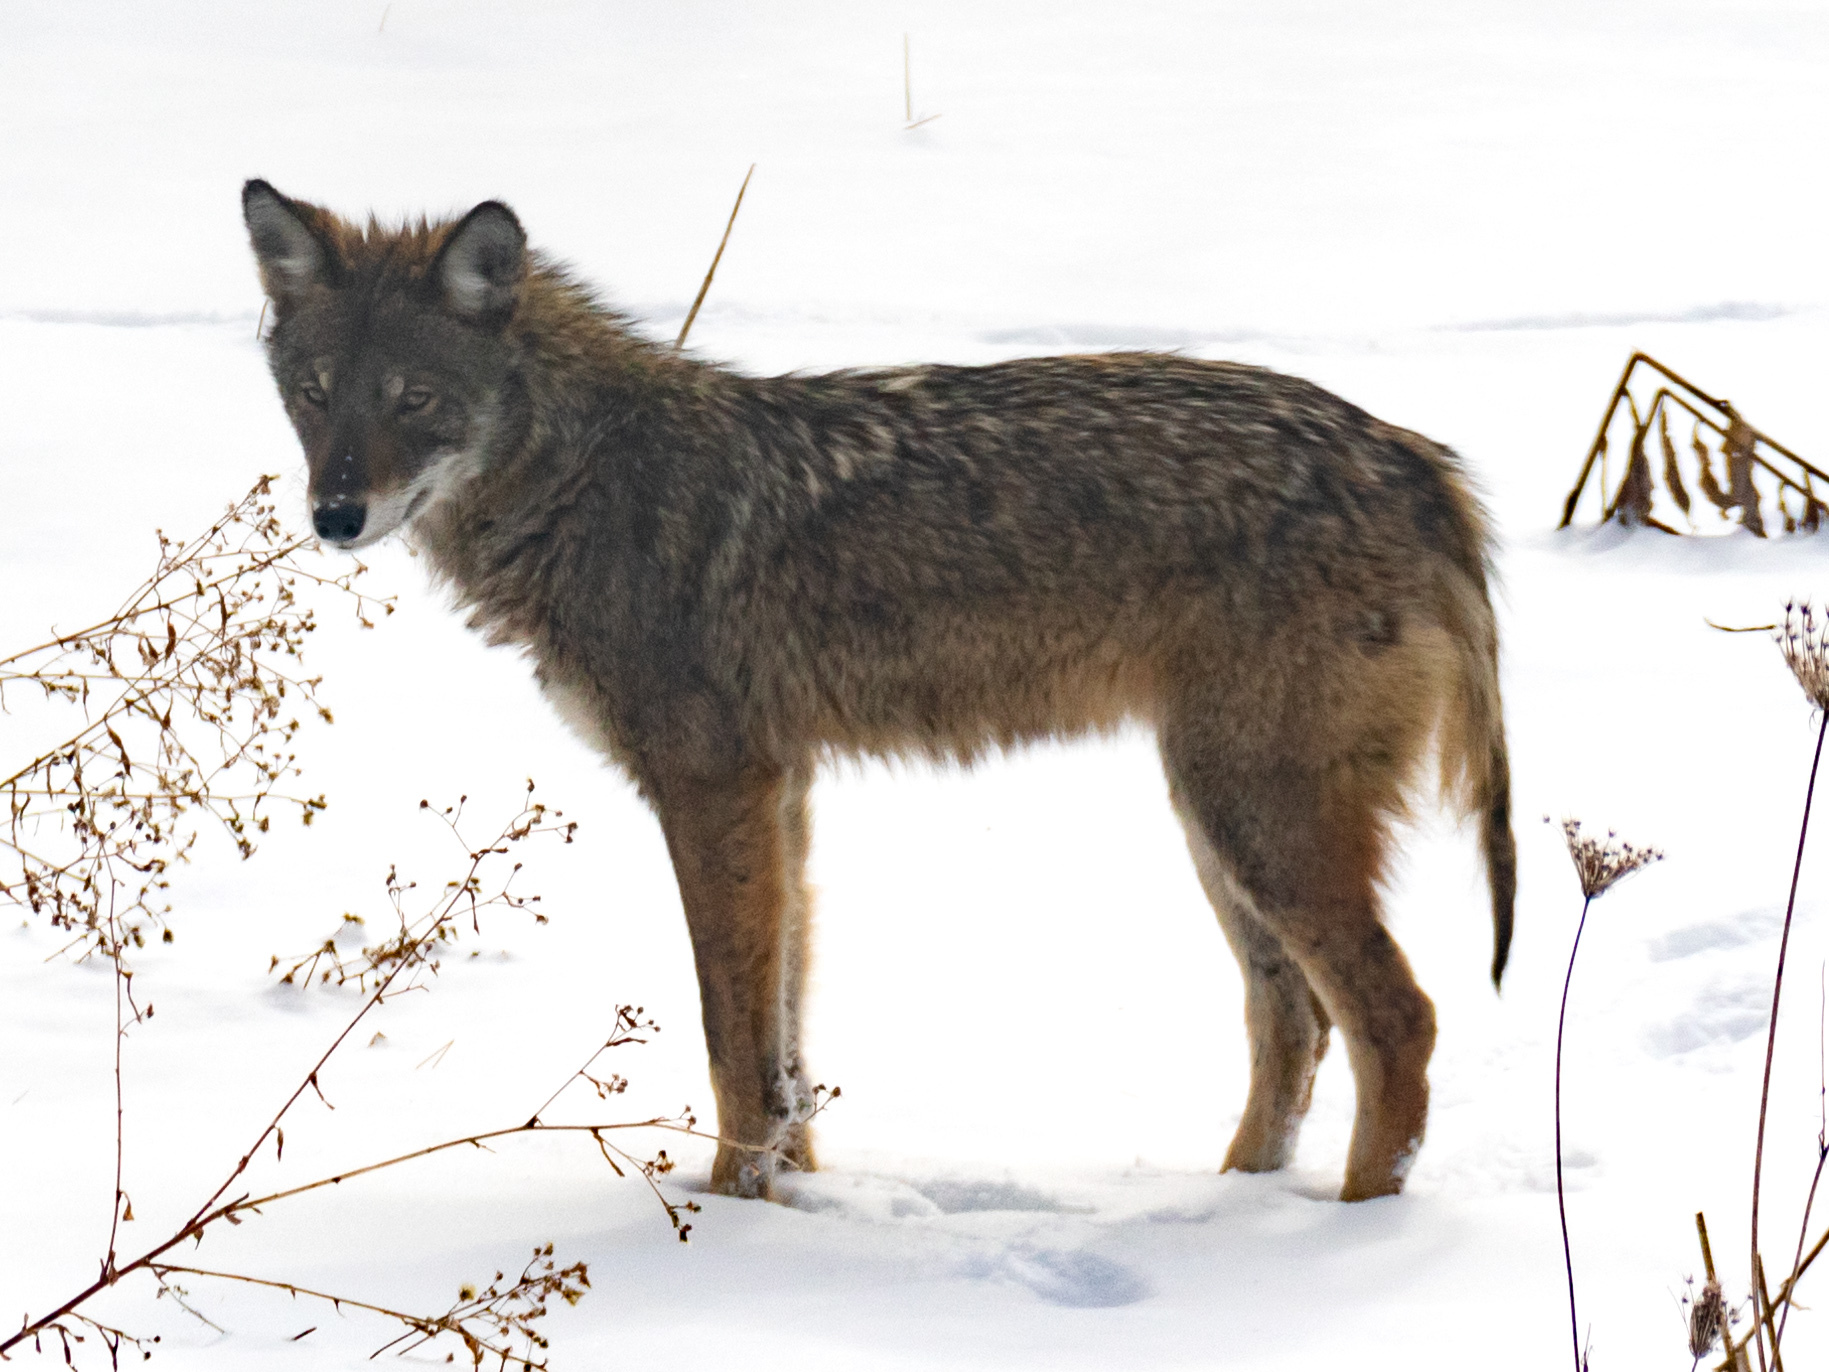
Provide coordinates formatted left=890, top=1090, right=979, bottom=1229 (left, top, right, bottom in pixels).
left=408, top=261, right=772, bottom=779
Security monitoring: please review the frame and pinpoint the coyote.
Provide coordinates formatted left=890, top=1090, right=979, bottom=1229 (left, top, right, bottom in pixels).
left=243, top=181, right=1516, bottom=1203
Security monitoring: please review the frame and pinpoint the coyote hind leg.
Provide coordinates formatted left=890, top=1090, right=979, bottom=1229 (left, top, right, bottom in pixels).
left=1172, top=790, right=1332, bottom=1174
left=1163, top=731, right=1436, bottom=1201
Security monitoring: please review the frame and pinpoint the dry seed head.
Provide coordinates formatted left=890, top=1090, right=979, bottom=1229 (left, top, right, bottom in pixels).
left=1553, top=818, right=1662, bottom=899
left=1687, top=1278, right=1725, bottom=1358
left=1779, top=601, right=1829, bottom=712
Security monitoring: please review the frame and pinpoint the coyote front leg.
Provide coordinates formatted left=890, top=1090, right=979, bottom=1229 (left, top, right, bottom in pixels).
left=774, top=764, right=818, bottom=1175
left=655, top=766, right=814, bottom=1199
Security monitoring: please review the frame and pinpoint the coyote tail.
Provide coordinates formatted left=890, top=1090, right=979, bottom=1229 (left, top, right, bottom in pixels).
left=1435, top=561, right=1517, bottom=988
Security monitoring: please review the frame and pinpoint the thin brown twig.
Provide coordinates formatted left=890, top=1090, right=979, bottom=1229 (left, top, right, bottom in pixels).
left=0, top=794, right=571, bottom=1361
left=1752, top=711, right=1829, bottom=1372
left=1773, top=970, right=1829, bottom=1356
left=674, top=164, right=755, bottom=351
left=148, top=1262, right=547, bottom=1367
left=105, top=868, right=125, bottom=1281
left=1721, top=1223, right=1829, bottom=1369
left=226, top=1117, right=707, bottom=1216
left=1556, top=892, right=1593, bottom=1372
left=1756, top=1254, right=1787, bottom=1372
left=1548, top=820, right=1659, bottom=1371
left=523, top=1003, right=657, bottom=1125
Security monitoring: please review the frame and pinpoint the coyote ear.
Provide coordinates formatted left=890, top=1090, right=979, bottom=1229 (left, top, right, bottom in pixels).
left=242, top=180, right=332, bottom=302
left=433, top=202, right=526, bottom=324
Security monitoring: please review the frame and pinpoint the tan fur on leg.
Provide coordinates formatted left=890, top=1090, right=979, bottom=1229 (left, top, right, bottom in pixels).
left=775, top=764, right=819, bottom=1174
left=1175, top=803, right=1332, bottom=1173
left=653, top=767, right=809, bottom=1199
left=1163, top=679, right=1438, bottom=1201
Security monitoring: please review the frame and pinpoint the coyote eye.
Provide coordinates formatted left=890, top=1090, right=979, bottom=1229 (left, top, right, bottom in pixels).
left=399, top=387, right=435, bottom=413
left=299, top=382, right=328, bottom=407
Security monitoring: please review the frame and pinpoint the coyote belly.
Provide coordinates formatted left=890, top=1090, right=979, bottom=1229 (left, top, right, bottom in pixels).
left=243, top=180, right=1517, bottom=1203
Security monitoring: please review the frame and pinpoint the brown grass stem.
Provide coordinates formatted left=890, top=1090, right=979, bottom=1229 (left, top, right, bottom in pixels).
left=1756, top=1254, right=1787, bottom=1372
left=1721, top=1222, right=1829, bottom=1368
left=105, top=870, right=126, bottom=1280
left=149, top=1248, right=585, bottom=1367
left=1556, top=891, right=1595, bottom=1372
left=1751, top=711, right=1829, bottom=1372
left=150, top=1266, right=456, bottom=1346
left=227, top=1118, right=702, bottom=1215
left=0, top=793, right=586, bottom=1361
left=523, top=1002, right=655, bottom=1125
left=1775, top=977, right=1829, bottom=1354
left=674, top=164, right=755, bottom=351
left=1722, top=1221, right=1829, bottom=1369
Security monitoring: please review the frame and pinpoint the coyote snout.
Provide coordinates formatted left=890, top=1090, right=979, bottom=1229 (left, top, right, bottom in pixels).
left=312, top=493, right=366, bottom=546
left=245, top=180, right=1517, bottom=1205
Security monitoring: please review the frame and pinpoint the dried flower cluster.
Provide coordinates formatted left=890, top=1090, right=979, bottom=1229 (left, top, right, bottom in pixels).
left=1556, top=818, right=1663, bottom=899
left=425, top=1244, right=592, bottom=1365
left=0, top=475, right=390, bottom=960
left=1779, top=601, right=1829, bottom=714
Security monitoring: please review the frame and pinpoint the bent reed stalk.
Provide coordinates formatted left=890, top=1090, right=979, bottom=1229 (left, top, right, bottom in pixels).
left=1557, top=888, right=1596, bottom=1372
left=1752, top=604, right=1829, bottom=1371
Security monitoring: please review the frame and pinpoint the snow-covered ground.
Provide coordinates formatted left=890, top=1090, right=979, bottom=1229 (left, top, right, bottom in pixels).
left=4, top=2, right=1829, bottom=1367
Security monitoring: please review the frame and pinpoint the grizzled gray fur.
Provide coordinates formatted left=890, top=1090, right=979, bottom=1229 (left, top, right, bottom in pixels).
left=244, top=180, right=1516, bottom=1203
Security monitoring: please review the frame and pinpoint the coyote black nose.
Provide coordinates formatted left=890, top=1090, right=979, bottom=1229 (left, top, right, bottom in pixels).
left=313, top=501, right=366, bottom=544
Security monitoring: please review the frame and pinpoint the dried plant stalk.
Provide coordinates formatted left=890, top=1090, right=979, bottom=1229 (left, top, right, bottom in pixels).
left=1749, top=610, right=1829, bottom=1372
left=1562, top=353, right=1824, bottom=536
left=1551, top=817, right=1661, bottom=1372
left=674, top=164, right=755, bottom=351
left=1612, top=425, right=1657, bottom=527
left=1661, top=406, right=1692, bottom=518
left=0, top=494, right=711, bottom=1366
left=0, top=788, right=702, bottom=1369
left=1697, top=423, right=1733, bottom=515
left=1726, top=414, right=1766, bottom=538
left=0, top=475, right=390, bottom=960
left=151, top=1245, right=590, bottom=1369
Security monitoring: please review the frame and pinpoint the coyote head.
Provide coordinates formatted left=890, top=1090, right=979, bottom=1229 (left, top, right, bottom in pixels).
left=242, top=180, right=526, bottom=549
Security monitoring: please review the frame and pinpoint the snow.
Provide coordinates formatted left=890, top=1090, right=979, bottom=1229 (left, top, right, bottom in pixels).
left=4, top=2, right=1829, bottom=1367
